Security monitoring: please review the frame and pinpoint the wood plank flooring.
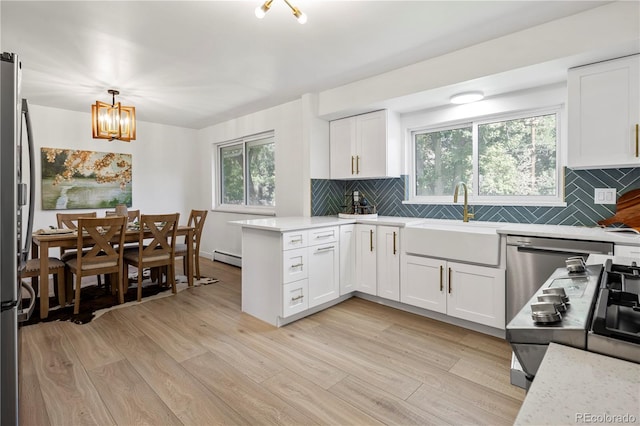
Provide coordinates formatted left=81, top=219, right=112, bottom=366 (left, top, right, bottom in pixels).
left=19, top=259, right=525, bottom=425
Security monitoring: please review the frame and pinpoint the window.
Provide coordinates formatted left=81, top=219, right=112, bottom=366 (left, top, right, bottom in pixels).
left=411, top=109, right=560, bottom=205
left=216, top=132, right=275, bottom=211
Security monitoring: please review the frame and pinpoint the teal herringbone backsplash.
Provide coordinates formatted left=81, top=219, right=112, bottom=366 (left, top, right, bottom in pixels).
left=311, top=168, right=640, bottom=226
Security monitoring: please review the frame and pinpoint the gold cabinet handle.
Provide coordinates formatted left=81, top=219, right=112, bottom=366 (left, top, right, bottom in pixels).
left=448, top=267, right=452, bottom=294
left=393, top=231, right=397, bottom=255
left=439, top=265, right=443, bottom=292
left=369, top=229, right=374, bottom=252
left=636, top=124, right=640, bottom=158
left=351, top=156, right=355, bottom=174
left=356, top=156, right=360, bottom=174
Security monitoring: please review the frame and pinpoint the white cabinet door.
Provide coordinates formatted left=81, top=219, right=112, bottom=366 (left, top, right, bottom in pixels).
left=447, top=262, right=505, bottom=329
left=308, top=243, right=340, bottom=308
left=356, top=110, right=387, bottom=178
left=329, top=116, right=356, bottom=179
left=339, top=225, right=356, bottom=295
left=377, top=226, right=400, bottom=301
left=355, top=224, right=377, bottom=295
left=568, top=55, right=640, bottom=168
left=401, top=255, right=447, bottom=313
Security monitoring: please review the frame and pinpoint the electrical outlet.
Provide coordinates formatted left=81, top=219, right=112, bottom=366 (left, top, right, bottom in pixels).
left=594, top=188, right=617, bottom=204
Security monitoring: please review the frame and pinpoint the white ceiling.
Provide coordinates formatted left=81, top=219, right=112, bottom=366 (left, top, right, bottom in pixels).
left=1, top=0, right=615, bottom=129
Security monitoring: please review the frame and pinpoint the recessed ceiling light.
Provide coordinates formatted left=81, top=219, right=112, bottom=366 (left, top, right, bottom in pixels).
left=450, top=91, right=484, bottom=104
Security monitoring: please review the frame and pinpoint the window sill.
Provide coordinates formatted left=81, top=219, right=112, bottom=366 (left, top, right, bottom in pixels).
left=402, top=199, right=568, bottom=208
left=212, top=205, right=276, bottom=216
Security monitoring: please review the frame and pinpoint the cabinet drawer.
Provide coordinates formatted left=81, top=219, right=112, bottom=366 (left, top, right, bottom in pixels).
left=308, top=226, right=338, bottom=246
left=615, top=245, right=640, bottom=259
left=283, top=247, right=308, bottom=283
left=282, top=280, right=308, bottom=317
left=283, top=230, right=308, bottom=250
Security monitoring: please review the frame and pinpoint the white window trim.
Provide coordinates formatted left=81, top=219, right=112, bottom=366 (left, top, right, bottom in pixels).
left=407, top=106, right=565, bottom=207
left=211, top=131, right=276, bottom=215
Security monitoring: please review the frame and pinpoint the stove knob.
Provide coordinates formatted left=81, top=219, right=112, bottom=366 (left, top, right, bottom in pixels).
left=537, top=294, right=567, bottom=313
left=542, top=287, right=570, bottom=304
left=531, top=302, right=562, bottom=324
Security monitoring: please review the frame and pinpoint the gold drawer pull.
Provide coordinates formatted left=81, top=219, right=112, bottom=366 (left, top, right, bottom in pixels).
left=393, top=231, right=397, bottom=255
left=448, top=267, right=452, bottom=294
left=439, top=265, right=443, bottom=292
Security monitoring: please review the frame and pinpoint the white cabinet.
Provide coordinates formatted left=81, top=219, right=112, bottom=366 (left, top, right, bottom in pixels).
left=447, top=262, right=505, bottom=329
left=614, top=244, right=640, bottom=260
left=355, top=224, right=377, bottom=295
left=339, top=225, right=356, bottom=295
left=329, top=109, right=401, bottom=179
left=377, top=225, right=400, bottom=301
left=568, top=55, right=640, bottom=168
left=343, top=224, right=400, bottom=300
left=402, top=255, right=505, bottom=329
left=308, top=235, right=340, bottom=308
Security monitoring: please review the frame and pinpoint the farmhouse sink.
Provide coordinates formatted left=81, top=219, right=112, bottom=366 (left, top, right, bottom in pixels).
left=404, top=220, right=505, bottom=266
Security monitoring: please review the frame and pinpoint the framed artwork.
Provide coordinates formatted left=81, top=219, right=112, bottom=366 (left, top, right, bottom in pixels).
left=41, top=147, right=132, bottom=210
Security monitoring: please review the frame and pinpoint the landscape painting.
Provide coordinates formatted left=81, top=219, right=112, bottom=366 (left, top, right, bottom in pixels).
left=41, top=147, right=132, bottom=210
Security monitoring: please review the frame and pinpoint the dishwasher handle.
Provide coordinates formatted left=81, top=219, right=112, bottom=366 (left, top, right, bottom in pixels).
left=514, top=245, right=606, bottom=256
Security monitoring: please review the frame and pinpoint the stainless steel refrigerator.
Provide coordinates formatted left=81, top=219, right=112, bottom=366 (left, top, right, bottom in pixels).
left=1, top=52, right=36, bottom=426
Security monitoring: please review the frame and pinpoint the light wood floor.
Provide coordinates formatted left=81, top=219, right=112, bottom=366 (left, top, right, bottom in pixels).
left=20, top=258, right=525, bottom=426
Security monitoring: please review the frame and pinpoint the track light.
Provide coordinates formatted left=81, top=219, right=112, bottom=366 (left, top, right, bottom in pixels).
left=255, top=0, right=307, bottom=24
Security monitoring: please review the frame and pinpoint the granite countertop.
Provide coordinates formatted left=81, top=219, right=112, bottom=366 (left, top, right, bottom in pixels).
left=515, top=342, right=640, bottom=425
left=230, top=216, right=640, bottom=245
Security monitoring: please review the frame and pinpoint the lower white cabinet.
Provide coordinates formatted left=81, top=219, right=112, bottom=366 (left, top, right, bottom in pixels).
left=402, top=254, right=506, bottom=329
left=283, top=280, right=309, bottom=317
left=377, top=225, right=400, bottom=301
left=339, top=225, right=356, bottom=295
left=308, top=242, right=340, bottom=308
left=355, top=224, right=377, bottom=295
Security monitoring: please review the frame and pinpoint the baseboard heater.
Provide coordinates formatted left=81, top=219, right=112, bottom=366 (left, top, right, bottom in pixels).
left=213, top=250, right=242, bottom=267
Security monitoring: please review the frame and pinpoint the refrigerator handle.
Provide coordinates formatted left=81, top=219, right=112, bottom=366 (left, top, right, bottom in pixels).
left=21, top=99, right=35, bottom=264
left=17, top=281, right=35, bottom=322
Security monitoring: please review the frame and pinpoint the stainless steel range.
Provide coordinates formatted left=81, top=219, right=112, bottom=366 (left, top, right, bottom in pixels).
left=507, top=258, right=640, bottom=390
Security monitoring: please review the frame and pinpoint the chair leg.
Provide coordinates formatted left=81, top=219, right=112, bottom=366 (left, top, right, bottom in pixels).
left=73, top=275, right=81, bottom=315
left=182, top=257, right=187, bottom=278
left=195, top=254, right=201, bottom=280
left=170, top=262, right=177, bottom=294
left=137, top=267, right=143, bottom=302
left=55, top=269, right=66, bottom=307
left=117, top=271, right=125, bottom=305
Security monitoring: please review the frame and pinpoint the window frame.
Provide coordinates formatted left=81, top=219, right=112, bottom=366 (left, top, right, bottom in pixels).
left=408, top=107, right=564, bottom=206
left=213, top=131, right=276, bottom=215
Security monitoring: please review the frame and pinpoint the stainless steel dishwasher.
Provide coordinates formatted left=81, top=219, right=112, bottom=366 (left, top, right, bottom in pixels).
left=506, top=235, right=613, bottom=323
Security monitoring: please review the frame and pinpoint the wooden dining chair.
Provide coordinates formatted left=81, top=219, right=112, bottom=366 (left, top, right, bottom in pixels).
left=123, top=213, right=180, bottom=302
left=105, top=209, right=140, bottom=224
left=20, top=254, right=67, bottom=315
left=56, top=211, right=97, bottom=260
left=175, top=209, right=207, bottom=280
left=64, top=216, right=127, bottom=314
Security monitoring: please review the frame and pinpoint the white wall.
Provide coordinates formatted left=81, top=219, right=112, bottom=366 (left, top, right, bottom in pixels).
left=29, top=105, right=198, bottom=232
left=196, top=100, right=307, bottom=259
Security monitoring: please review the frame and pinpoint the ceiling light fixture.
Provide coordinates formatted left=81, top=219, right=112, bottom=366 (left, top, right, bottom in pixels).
left=255, top=0, right=307, bottom=24
left=450, top=91, right=485, bottom=105
left=91, top=89, right=136, bottom=142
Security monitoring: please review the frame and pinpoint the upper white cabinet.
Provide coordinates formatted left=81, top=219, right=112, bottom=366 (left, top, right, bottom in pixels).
left=568, top=55, right=640, bottom=169
left=329, top=109, right=401, bottom=179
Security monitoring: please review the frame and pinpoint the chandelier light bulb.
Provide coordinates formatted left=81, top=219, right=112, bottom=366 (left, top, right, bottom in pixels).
left=294, top=9, right=307, bottom=24
left=255, top=0, right=272, bottom=19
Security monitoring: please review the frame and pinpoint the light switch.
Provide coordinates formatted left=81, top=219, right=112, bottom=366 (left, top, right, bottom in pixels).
left=594, top=188, right=617, bottom=204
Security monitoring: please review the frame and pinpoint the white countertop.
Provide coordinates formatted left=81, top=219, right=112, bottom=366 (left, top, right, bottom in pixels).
left=515, top=343, right=640, bottom=425
left=229, top=215, right=426, bottom=231
left=230, top=215, right=640, bottom=245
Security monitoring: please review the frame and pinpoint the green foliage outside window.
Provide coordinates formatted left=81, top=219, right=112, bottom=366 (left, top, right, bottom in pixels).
left=414, top=111, right=558, bottom=200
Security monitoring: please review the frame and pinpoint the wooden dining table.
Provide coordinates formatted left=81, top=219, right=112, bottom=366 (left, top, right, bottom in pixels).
left=31, top=225, right=194, bottom=319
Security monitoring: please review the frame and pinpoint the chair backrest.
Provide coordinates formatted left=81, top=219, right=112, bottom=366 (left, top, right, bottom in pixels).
left=76, top=216, right=127, bottom=271
left=57, top=212, right=97, bottom=230
left=187, top=209, right=208, bottom=247
left=105, top=209, right=140, bottom=223
left=138, top=213, right=180, bottom=261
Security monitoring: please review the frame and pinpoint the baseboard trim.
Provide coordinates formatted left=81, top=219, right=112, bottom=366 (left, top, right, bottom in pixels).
left=213, top=251, right=242, bottom=267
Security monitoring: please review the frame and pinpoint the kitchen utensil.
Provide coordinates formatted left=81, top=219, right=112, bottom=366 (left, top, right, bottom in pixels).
left=598, top=188, right=640, bottom=231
